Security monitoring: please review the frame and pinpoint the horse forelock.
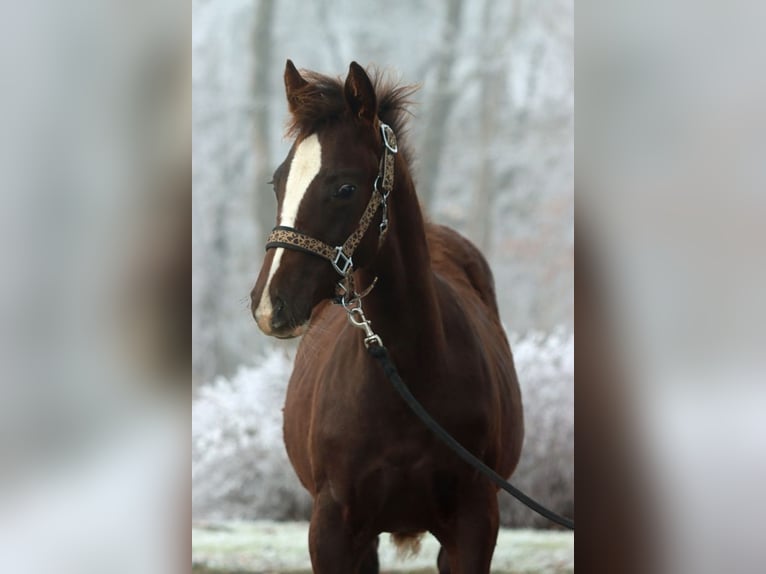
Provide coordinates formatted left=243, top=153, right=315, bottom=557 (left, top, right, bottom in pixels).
left=285, top=67, right=418, bottom=163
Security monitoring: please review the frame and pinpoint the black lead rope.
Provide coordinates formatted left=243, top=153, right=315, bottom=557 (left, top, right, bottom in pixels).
left=367, top=344, right=575, bottom=531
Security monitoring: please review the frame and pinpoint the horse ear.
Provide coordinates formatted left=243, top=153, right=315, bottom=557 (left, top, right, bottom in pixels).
left=344, top=61, right=377, bottom=124
left=284, top=59, right=309, bottom=113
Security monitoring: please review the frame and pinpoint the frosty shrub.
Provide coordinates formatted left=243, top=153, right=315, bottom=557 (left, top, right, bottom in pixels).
left=192, top=348, right=311, bottom=521
left=499, top=329, right=574, bottom=528
left=192, top=330, right=573, bottom=528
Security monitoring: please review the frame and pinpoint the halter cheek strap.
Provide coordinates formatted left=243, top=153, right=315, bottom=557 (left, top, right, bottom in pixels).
left=264, top=122, right=398, bottom=280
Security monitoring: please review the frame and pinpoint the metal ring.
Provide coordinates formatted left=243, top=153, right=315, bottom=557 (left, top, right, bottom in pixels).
left=380, top=123, right=398, bottom=154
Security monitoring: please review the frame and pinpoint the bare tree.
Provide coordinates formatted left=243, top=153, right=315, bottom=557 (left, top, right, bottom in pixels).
left=252, top=0, right=276, bottom=245
left=468, top=0, right=522, bottom=254
left=315, top=0, right=344, bottom=69
left=416, top=0, right=463, bottom=211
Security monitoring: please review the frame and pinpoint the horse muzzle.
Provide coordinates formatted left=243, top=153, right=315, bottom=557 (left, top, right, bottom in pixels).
left=252, top=293, right=309, bottom=338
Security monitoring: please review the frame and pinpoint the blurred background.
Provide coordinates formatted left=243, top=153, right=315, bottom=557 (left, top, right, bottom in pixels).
left=3, top=0, right=766, bottom=572
left=192, top=0, right=574, bottom=535
left=1, top=0, right=764, bottom=572
left=0, top=2, right=188, bottom=574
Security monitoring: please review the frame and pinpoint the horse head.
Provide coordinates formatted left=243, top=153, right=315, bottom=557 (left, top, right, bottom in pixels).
left=251, top=61, right=387, bottom=338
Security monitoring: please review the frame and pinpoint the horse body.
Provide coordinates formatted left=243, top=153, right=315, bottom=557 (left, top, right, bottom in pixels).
left=251, top=61, right=523, bottom=573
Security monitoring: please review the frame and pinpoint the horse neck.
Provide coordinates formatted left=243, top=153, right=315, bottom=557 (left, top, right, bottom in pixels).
left=357, top=158, right=444, bottom=361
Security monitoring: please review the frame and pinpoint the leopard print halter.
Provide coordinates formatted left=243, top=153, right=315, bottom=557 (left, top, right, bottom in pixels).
left=265, top=122, right=398, bottom=279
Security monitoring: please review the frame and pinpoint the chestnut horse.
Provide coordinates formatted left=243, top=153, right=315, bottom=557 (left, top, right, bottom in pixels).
left=250, top=61, right=523, bottom=574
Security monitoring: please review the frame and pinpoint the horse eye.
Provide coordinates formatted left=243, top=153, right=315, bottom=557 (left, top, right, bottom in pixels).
left=334, top=184, right=356, bottom=199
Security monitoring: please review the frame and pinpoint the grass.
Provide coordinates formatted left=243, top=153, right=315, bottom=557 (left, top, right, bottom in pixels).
left=192, top=521, right=573, bottom=573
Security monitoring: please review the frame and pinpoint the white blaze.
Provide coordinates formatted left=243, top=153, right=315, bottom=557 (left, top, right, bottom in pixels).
left=256, top=134, right=322, bottom=324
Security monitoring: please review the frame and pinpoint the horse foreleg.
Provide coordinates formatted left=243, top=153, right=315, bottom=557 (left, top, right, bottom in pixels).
left=437, top=481, right=500, bottom=574
left=357, top=536, right=380, bottom=574
left=308, top=488, right=377, bottom=574
left=437, top=545, right=452, bottom=573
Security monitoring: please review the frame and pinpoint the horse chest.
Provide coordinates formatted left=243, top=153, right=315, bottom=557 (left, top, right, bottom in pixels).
left=284, top=302, right=504, bottom=506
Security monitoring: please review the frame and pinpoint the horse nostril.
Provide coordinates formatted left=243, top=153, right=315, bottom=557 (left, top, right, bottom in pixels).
left=273, top=296, right=285, bottom=313
left=271, top=296, right=288, bottom=330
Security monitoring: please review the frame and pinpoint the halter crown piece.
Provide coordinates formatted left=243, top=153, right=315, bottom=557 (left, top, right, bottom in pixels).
left=265, top=122, right=398, bottom=302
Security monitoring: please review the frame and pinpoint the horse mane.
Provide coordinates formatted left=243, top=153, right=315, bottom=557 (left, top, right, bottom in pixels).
left=286, top=66, right=418, bottom=163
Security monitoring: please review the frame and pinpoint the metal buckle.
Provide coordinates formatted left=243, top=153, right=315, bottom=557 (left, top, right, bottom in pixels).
left=380, top=123, right=398, bottom=154
left=379, top=198, right=389, bottom=236
left=332, top=246, right=353, bottom=276
left=374, top=175, right=390, bottom=199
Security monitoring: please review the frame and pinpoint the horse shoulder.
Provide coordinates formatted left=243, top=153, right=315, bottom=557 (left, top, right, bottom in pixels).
left=426, top=223, right=501, bottom=317
left=283, top=302, right=347, bottom=494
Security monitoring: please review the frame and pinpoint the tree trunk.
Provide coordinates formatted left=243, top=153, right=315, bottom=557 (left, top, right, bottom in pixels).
left=416, top=0, right=463, bottom=211
left=252, top=0, right=276, bottom=246
left=468, top=0, right=522, bottom=255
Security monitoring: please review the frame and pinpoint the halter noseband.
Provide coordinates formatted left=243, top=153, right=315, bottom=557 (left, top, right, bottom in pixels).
left=264, top=122, right=398, bottom=291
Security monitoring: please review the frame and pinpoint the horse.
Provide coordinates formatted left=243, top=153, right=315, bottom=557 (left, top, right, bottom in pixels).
left=250, top=60, right=524, bottom=574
